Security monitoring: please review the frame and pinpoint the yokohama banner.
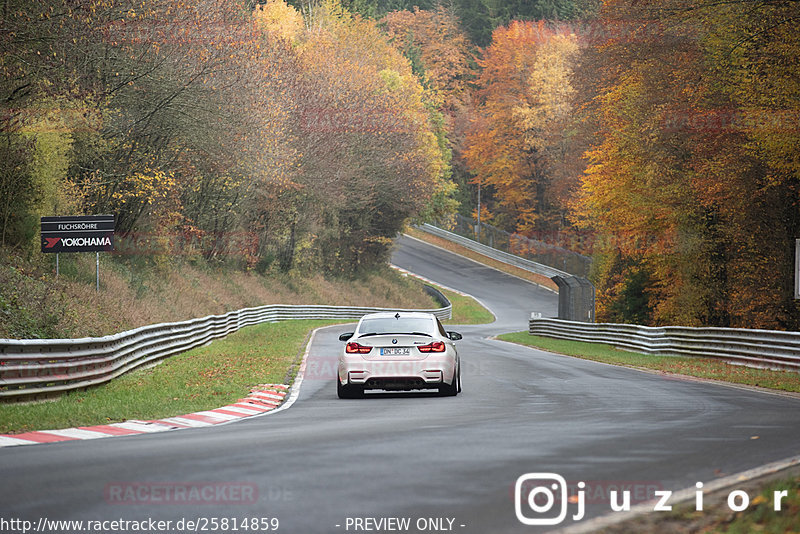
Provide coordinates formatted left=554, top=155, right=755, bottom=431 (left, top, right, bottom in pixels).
left=41, top=215, right=115, bottom=253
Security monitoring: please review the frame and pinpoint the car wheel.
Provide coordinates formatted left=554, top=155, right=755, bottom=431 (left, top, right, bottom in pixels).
left=456, top=365, right=462, bottom=393
left=337, top=378, right=364, bottom=399
left=438, top=371, right=458, bottom=397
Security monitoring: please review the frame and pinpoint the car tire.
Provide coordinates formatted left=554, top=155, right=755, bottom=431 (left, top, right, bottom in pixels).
left=456, top=364, right=462, bottom=393
left=438, top=370, right=458, bottom=397
left=337, top=378, right=364, bottom=399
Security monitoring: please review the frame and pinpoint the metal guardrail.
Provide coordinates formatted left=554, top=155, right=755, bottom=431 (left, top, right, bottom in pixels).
left=417, top=224, right=598, bottom=321
left=417, top=224, right=570, bottom=279
left=0, top=298, right=451, bottom=400
left=529, top=317, right=800, bottom=371
left=450, top=214, right=592, bottom=277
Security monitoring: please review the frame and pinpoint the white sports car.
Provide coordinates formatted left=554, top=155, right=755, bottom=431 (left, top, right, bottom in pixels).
left=337, top=312, right=462, bottom=398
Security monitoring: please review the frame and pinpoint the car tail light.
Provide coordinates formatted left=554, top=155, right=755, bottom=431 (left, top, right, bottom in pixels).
left=418, top=341, right=446, bottom=353
left=346, top=342, right=372, bottom=354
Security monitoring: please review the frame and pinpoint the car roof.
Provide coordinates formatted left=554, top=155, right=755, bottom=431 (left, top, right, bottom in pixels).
left=358, top=312, right=437, bottom=320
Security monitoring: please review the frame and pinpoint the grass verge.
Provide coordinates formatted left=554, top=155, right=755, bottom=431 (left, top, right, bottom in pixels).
left=405, top=227, right=558, bottom=291
left=441, top=287, right=495, bottom=325
left=498, top=332, right=800, bottom=393
left=0, top=320, right=339, bottom=434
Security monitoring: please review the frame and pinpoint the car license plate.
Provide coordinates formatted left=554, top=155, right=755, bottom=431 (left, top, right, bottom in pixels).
left=380, top=347, right=410, bottom=356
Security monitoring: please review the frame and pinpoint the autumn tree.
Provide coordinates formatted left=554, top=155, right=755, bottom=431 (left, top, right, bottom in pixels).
left=253, top=0, right=456, bottom=273
left=464, top=20, right=579, bottom=234
left=381, top=5, right=473, bottom=110
left=572, top=0, right=800, bottom=329
left=380, top=5, right=475, bottom=217
left=296, top=1, right=455, bottom=272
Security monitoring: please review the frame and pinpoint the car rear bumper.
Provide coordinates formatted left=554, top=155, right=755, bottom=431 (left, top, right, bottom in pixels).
left=339, top=357, right=456, bottom=390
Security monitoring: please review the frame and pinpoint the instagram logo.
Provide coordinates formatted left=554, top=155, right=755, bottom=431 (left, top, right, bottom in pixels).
left=515, top=473, right=585, bottom=525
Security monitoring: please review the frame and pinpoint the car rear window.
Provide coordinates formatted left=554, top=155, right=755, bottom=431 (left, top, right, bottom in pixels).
left=357, top=317, right=436, bottom=335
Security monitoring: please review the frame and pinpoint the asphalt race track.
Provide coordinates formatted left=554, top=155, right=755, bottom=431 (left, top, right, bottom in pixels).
left=2, top=235, right=800, bottom=533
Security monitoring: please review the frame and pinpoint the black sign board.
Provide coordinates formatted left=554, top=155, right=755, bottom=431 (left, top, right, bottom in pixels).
left=41, top=215, right=115, bottom=253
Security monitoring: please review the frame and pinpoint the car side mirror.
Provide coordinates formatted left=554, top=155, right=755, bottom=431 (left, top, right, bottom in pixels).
left=447, top=331, right=462, bottom=341
left=339, top=332, right=354, bottom=342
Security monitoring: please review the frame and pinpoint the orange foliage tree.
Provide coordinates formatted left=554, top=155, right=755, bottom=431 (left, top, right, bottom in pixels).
left=464, top=20, right=579, bottom=235
left=380, top=5, right=473, bottom=111
left=572, top=0, right=800, bottom=329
